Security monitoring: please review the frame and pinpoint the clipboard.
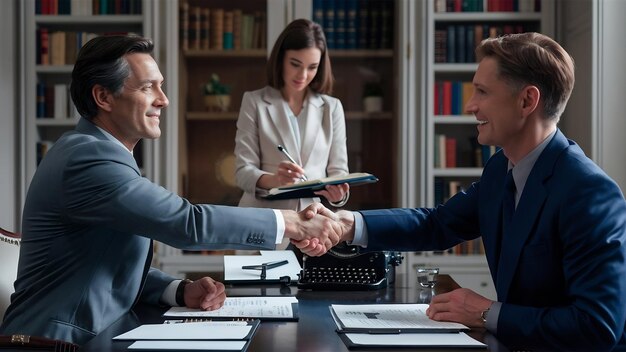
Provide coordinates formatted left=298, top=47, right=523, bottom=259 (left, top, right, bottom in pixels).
left=164, top=296, right=299, bottom=321
left=261, top=172, right=378, bottom=200
left=117, top=320, right=260, bottom=351
left=330, top=304, right=468, bottom=334
left=337, top=331, right=487, bottom=349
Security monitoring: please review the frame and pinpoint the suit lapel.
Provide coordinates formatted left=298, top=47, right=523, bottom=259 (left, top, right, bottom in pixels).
left=263, top=87, right=300, bottom=163
left=300, top=93, right=324, bottom=167
left=495, top=129, right=569, bottom=301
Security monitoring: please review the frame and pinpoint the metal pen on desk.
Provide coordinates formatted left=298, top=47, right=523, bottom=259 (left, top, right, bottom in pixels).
left=277, top=145, right=308, bottom=181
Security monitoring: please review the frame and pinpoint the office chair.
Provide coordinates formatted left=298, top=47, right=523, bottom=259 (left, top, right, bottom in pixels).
left=0, top=227, right=79, bottom=351
left=0, top=226, right=20, bottom=319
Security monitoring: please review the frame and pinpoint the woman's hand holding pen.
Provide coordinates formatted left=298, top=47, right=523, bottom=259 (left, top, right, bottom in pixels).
left=276, top=160, right=307, bottom=185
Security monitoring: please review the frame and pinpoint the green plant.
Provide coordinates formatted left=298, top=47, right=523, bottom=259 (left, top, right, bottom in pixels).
left=363, top=82, right=384, bottom=98
left=203, top=73, right=231, bottom=95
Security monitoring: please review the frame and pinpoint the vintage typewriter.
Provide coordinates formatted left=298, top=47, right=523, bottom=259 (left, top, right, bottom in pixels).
left=297, top=242, right=403, bottom=290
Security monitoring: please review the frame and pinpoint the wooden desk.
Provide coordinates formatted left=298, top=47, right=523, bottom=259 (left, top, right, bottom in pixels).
left=81, top=275, right=496, bottom=351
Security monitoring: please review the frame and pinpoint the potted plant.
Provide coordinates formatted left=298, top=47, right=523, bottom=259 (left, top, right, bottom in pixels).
left=203, top=73, right=231, bottom=112
left=362, top=81, right=383, bottom=113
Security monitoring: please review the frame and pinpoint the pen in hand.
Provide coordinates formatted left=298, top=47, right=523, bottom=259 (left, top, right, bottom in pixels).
left=277, top=145, right=308, bottom=181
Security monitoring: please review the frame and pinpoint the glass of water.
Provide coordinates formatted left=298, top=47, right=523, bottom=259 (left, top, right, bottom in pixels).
left=416, top=267, right=439, bottom=288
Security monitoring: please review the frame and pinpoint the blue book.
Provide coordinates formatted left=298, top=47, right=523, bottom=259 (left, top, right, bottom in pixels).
left=334, top=0, right=346, bottom=49
left=323, top=0, right=336, bottom=49
left=346, top=0, right=358, bottom=49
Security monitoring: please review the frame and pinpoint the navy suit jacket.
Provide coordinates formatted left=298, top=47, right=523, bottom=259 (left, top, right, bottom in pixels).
left=1, top=118, right=278, bottom=344
left=361, top=130, right=626, bottom=351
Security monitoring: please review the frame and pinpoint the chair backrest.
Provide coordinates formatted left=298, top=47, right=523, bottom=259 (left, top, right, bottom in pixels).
left=0, top=227, right=20, bottom=320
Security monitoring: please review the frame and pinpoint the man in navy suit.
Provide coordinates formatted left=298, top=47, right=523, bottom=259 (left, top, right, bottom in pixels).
left=1, top=35, right=338, bottom=345
left=305, top=33, right=626, bottom=351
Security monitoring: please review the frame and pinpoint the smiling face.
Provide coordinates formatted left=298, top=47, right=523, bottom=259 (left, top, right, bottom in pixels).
left=466, top=57, right=526, bottom=153
left=281, top=47, right=321, bottom=96
left=99, top=53, right=168, bottom=150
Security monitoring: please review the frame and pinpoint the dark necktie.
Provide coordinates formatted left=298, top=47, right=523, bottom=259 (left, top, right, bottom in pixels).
left=502, top=169, right=516, bottom=234
left=495, top=169, right=516, bottom=275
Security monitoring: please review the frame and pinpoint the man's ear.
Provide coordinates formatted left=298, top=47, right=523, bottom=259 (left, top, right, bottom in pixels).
left=520, top=85, right=540, bottom=118
left=92, top=84, right=114, bottom=112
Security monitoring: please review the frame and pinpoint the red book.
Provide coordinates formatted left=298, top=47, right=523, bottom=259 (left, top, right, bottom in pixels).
left=39, top=28, right=49, bottom=65
left=445, top=137, right=457, bottom=168
left=442, top=81, right=452, bottom=116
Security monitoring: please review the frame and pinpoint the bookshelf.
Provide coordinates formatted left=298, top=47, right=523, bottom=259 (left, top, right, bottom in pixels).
left=406, top=0, right=556, bottom=299
left=21, top=0, right=156, bottom=198
left=158, top=0, right=412, bottom=276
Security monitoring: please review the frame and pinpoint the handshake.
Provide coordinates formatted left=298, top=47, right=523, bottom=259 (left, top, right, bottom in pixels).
left=280, top=203, right=356, bottom=256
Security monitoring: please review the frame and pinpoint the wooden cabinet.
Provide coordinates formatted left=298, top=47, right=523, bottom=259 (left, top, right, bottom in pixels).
left=158, top=0, right=412, bottom=276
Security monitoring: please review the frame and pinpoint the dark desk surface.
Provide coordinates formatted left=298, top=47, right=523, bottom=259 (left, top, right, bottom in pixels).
left=82, top=275, right=498, bottom=351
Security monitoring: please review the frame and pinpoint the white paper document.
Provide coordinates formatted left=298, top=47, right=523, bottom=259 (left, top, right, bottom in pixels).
left=343, top=332, right=486, bottom=348
left=113, top=321, right=253, bottom=340
left=223, top=250, right=301, bottom=282
left=330, top=304, right=468, bottom=333
left=128, top=340, right=247, bottom=350
left=164, top=296, right=299, bottom=320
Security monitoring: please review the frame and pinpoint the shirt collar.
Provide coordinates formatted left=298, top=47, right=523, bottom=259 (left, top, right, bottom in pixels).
left=95, top=125, right=133, bottom=155
left=508, top=129, right=556, bottom=198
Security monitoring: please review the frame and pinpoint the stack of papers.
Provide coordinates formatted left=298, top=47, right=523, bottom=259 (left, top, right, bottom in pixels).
left=164, top=296, right=299, bottom=321
left=223, top=250, right=301, bottom=284
left=113, top=320, right=259, bottom=351
left=330, top=304, right=486, bottom=348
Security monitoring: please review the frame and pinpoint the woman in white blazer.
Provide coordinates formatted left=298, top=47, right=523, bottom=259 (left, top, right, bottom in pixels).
left=235, top=19, right=350, bottom=217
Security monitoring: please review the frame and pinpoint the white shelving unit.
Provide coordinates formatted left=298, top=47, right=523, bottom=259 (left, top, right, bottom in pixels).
left=20, top=0, right=158, bottom=206
left=405, top=0, right=555, bottom=300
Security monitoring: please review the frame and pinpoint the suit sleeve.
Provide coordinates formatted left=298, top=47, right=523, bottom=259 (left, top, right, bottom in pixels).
left=359, top=181, right=482, bottom=251
left=235, top=91, right=269, bottom=194
left=62, top=140, right=278, bottom=250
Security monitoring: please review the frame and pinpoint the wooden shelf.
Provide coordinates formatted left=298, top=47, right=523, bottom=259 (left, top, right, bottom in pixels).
left=35, top=14, right=144, bottom=25
left=186, top=111, right=394, bottom=121
left=329, top=49, right=394, bottom=58
left=183, top=49, right=267, bottom=58
left=36, top=118, right=79, bottom=127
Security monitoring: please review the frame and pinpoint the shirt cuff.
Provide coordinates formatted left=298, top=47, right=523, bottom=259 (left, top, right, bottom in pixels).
left=161, top=279, right=181, bottom=306
left=273, top=209, right=285, bottom=244
left=486, top=301, right=501, bottom=333
left=348, top=211, right=368, bottom=247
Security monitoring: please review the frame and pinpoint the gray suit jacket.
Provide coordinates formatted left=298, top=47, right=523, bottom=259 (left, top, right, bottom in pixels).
left=1, top=118, right=278, bottom=344
left=235, top=86, right=348, bottom=211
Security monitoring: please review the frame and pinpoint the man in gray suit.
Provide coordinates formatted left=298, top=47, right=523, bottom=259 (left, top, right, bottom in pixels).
left=0, top=36, right=339, bottom=345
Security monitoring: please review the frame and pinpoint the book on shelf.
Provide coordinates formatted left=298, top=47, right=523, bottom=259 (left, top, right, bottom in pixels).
left=36, top=0, right=141, bottom=15
left=53, top=84, right=68, bottom=118
left=438, top=23, right=533, bottom=63
left=261, top=172, right=378, bottom=200
left=312, top=0, right=393, bottom=50
left=179, top=1, right=189, bottom=50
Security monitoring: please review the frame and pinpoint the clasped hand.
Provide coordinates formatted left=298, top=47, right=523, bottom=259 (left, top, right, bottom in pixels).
left=283, top=203, right=355, bottom=256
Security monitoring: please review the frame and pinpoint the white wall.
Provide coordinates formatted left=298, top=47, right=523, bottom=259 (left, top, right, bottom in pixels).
left=594, top=0, right=626, bottom=190
left=559, top=0, right=626, bottom=192
left=0, top=0, right=18, bottom=231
